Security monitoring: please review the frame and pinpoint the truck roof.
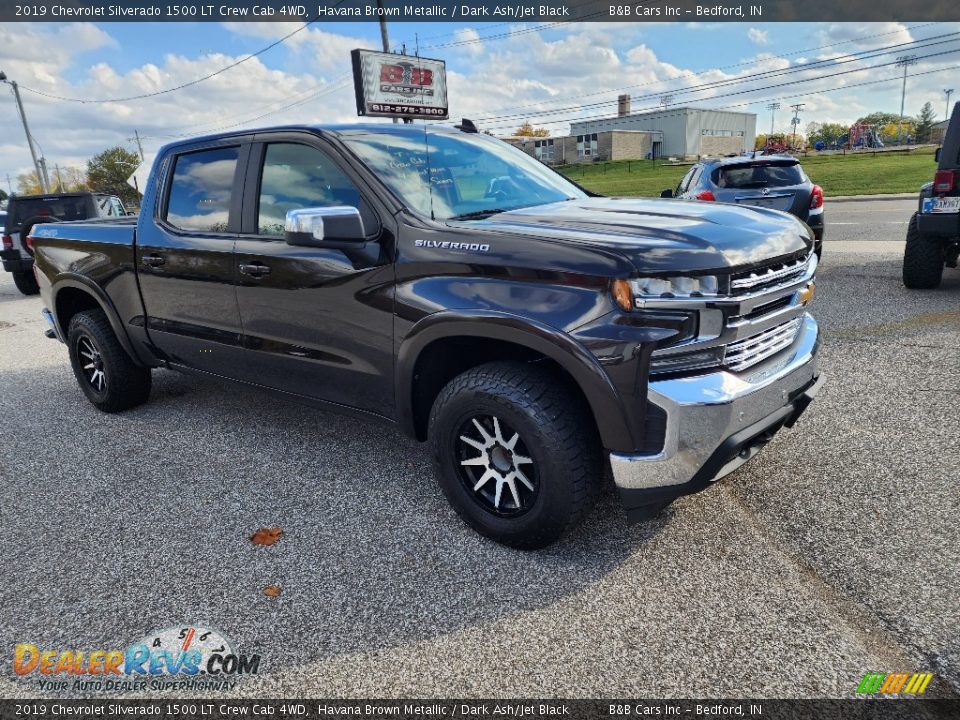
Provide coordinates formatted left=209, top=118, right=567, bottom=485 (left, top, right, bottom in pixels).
left=157, top=122, right=466, bottom=153
left=9, top=191, right=116, bottom=201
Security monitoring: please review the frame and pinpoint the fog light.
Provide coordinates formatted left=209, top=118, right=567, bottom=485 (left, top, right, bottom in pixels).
left=799, top=281, right=816, bottom=305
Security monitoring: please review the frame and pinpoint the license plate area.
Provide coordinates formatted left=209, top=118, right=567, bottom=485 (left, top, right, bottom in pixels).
left=922, top=196, right=960, bottom=214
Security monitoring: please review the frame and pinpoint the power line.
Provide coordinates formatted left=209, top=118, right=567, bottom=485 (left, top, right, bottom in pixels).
left=470, top=31, right=960, bottom=126
left=459, top=22, right=939, bottom=123
left=478, top=51, right=960, bottom=133
left=15, top=20, right=320, bottom=104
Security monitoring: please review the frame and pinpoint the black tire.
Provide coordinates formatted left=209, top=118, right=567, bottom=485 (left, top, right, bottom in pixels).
left=19, top=217, right=58, bottom=257
left=67, top=309, right=151, bottom=412
left=428, top=361, right=601, bottom=550
left=11, top=269, right=39, bottom=295
left=902, top=214, right=944, bottom=289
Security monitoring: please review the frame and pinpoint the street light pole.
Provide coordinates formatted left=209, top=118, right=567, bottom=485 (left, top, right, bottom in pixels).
left=945, top=88, right=955, bottom=121
left=0, top=71, right=49, bottom=193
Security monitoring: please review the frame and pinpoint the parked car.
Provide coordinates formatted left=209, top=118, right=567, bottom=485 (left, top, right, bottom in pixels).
left=662, top=155, right=824, bottom=257
left=1, top=191, right=128, bottom=295
left=903, top=101, right=960, bottom=289
left=30, top=123, right=822, bottom=549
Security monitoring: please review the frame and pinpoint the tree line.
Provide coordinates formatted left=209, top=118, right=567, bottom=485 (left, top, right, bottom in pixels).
left=11, top=146, right=142, bottom=206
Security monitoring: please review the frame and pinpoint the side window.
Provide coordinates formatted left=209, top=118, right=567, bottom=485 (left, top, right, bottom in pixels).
left=677, top=167, right=696, bottom=194
left=257, top=143, right=371, bottom=237
left=164, top=146, right=240, bottom=233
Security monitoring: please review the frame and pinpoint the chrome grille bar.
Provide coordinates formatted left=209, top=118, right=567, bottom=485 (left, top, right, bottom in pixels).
left=724, top=318, right=803, bottom=372
left=731, top=256, right=808, bottom=292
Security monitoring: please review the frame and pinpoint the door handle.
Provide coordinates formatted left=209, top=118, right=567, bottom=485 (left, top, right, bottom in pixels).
left=142, top=254, right=166, bottom=267
left=239, top=262, right=271, bottom=277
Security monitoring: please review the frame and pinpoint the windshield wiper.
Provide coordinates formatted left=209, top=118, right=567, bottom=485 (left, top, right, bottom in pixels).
left=449, top=208, right=515, bottom=221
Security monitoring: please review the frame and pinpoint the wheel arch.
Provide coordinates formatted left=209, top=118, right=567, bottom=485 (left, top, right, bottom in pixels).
left=52, top=275, right=145, bottom=366
left=396, top=310, right=636, bottom=450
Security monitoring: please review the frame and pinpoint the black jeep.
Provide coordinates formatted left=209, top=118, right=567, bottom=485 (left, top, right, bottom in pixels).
left=903, top=102, right=960, bottom=288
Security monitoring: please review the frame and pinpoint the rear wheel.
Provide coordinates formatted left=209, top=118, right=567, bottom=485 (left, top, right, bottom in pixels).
left=67, top=309, right=151, bottom=412
left=902, top=214, right=944, bottom=289
left=11, top=269, right=39, bottom=295
left=428, top=361, right=601, bottom=550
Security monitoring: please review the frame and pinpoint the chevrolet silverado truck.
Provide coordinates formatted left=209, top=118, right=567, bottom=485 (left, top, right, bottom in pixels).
left=30, top=123, right=822, bottom=549
left=903, top=101, right=960, bottom=289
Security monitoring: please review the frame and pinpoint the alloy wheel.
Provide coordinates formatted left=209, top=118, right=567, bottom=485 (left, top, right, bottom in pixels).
left=455, top=415, right=539, bottom=517
left=77, top=336, right=107, bottom=392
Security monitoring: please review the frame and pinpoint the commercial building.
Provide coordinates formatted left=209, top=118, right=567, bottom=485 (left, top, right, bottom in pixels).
left=568, top=95, right=757, bottom=159
left=507, top=129, right=661, bottom=164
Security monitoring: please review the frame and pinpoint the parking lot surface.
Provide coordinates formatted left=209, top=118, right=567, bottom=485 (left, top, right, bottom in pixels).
left=1, top=197, right=957, bottom=698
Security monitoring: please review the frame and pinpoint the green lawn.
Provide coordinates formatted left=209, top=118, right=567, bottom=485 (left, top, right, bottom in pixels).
left=556, top=146, right=937, bottom=198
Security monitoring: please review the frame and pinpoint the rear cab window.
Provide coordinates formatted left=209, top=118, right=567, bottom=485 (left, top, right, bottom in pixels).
left=8, top=196, right=90, bottom=229
left=164, top=146, right=240, bottom=233
left=713, top=162, right=807, bottom=189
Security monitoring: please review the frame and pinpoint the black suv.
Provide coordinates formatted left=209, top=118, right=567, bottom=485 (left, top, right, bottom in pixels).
left=1, top=192, right=128, bottom=295
left=903, top=102, right=960, bottom=289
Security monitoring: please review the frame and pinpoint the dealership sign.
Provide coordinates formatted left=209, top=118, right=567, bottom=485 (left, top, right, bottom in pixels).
left=351, top=49, right=448, bottom=120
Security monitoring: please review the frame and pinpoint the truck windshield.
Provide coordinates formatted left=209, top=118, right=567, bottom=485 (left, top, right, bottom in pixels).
left=343, top=130, right=586, bottom=220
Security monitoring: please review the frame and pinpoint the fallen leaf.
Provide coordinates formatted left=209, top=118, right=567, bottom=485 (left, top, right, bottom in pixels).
left=263, top=585, right=281, bottom=598
left=251, top=527, right=283, bottom=546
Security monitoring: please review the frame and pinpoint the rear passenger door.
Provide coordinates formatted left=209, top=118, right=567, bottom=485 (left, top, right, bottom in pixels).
left=232, top=135, right=396, bottom=415
left=136, top=141, right=249, bottom=375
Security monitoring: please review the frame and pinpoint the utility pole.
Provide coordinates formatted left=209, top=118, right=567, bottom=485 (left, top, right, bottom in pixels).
left=375, top=0, right=398, bottom=126
left=896, top=55, right=917, bottom=145
left=38, top=157, right=51, bottom=194
left=790, top=103, right=805, bottom=148
left=133, top=129, right=145, bottom=161
left=54, top=164, right=64, bottom=191
left=767, top=102, right=781, bottom=136
left=945, top=89, right=955, bottom=121
left=0, top=71, right=49, bottom=193
left=5, top=173, right=12, bottom=195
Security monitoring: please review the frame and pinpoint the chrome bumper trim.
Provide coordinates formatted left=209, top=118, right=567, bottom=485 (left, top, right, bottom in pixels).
left=610, top=313, right=820, bottom=491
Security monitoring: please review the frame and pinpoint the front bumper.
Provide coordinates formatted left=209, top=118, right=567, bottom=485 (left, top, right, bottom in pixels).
left=1, top=248, right=32, bottom=274
left=612, top=313, right=821, bottom=521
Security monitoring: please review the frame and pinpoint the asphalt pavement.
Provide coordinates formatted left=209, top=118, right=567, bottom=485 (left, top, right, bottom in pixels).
left=0, top=196, right=957, bottom=699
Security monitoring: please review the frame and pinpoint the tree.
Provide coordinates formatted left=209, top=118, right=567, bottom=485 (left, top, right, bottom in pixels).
left=51, top=166, right=88, bottom=193
left=806, top=122, right=848, bottom=147
left=915, top=102, right=937, bottom=143
left=86, top=146, right=141, bottom=205
left=857, top=112, right=901, bottom=127
left=17, top=172, right=43, bottom=195
left=0, top=189, right=7, bottom=203
left=514, top=121, right=550, bottom=137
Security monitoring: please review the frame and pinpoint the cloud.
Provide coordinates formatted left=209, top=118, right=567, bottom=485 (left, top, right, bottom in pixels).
left=3, top=21, right=960, bottom=183
left=748, top=28, right=770, bottom=46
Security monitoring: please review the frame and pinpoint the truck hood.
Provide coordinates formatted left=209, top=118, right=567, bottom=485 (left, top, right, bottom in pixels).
left=469, top=197, right=813, bottom=273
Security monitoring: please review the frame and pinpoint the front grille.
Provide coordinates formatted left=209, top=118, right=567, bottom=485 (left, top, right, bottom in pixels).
left=731, top=254, right=809, bottom=295
left=724, top=318, right=803, bottom=372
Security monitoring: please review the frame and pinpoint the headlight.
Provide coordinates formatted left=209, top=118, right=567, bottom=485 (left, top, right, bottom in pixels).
left=630, top=274, right=719, bottom=299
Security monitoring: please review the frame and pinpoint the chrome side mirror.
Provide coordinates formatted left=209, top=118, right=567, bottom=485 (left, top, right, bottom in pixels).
left=284, top=206, right=365, bottom=247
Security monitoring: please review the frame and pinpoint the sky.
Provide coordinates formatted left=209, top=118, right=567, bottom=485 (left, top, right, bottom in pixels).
left=1, top=19, right=959, bottom=188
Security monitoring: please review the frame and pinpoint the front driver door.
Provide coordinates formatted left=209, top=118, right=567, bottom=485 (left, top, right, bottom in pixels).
left=136, top=142, right=248, bottom=374
left=233, top=137, right=396, bottom=416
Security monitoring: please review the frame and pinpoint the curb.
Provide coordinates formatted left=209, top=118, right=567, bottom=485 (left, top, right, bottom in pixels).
left=828, top=193, right=915, bottom=203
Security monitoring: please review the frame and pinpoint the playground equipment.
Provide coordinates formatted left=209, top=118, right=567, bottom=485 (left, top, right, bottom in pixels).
left=836, top=123, right=885, bottom=149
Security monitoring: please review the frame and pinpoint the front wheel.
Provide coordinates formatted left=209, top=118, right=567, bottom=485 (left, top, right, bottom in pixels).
left=902, top=214, right=944, bottom=289
left=428, top=361, right=601, bottom=550
left=67, top=309, right=151, bottom=412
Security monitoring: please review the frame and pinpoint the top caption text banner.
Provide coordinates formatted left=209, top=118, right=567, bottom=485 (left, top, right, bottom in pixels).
left=5, top=0, right=960, bottom=23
